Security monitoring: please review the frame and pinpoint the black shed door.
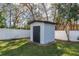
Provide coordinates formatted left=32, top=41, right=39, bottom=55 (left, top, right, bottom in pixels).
left=33, top=26, right=40, bottom=43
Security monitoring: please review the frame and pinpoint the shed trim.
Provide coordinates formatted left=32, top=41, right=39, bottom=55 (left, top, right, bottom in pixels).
left=28, top=20, right=56, bottom=25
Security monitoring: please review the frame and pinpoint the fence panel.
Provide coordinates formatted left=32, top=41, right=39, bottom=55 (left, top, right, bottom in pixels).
left=55, top=30, right=79, bottom=42
left=0, top=28, right=30, bottom=40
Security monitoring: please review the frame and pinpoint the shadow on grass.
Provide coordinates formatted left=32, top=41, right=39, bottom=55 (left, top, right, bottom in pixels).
left=0, top=42, right=64, bottom=56
left=56, top=41, right=79, bottom=56
left=1, top=40, right=79, bottom=56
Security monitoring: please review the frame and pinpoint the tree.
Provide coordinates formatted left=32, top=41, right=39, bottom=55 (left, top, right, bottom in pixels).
left=21, top=3, right=53, bottom=21
left=42, top=3, right=48, bottom=21
left=56, top=4, right=72, bottom=41
left=0, top=11, right=5, bottom=28
left=21, top=3, right=35, bottom=21
left=69, top=4, right=79, bottom=30
left=6, top=3, right=12, bottom=28
left=1, top=3, right=16, bottom=28
left=57, top=3, right=79, bottom=41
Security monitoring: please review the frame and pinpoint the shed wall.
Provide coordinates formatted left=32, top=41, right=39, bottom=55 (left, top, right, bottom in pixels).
left=44, top=24, right=55, bottom=44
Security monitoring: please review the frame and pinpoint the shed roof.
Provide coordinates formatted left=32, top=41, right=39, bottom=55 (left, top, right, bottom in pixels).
left=28, top=20, right=56, bottom=25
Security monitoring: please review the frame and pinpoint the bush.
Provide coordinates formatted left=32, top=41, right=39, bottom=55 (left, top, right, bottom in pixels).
left=12, top=25, right=30, bottom=30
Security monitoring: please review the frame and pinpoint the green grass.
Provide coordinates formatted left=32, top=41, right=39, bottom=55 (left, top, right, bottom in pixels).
left=0, top=39, right=79, bottom=56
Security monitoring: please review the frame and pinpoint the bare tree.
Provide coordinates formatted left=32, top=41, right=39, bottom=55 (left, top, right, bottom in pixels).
left=42, top=3, right=48, bottom=21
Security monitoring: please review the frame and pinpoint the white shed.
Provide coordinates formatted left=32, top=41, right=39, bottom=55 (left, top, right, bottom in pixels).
left=28, top=20, right=56, bottom=45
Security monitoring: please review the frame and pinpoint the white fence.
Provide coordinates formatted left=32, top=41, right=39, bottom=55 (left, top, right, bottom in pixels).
left=0, top=28, right=30, bottom=40
left=55, top=31, right=79, bottom=42
left=0, top=28, right=79, bottom=42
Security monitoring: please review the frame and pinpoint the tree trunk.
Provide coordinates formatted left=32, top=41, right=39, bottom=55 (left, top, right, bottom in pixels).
left=53, top=5, right=57, bottom=23
left=9, top=8, right=12, bottom=28
left=65, top=23, right=70, bottom=41
left=76, top=21, right=78, bottom=30
left=65, top=30, right=70, bottom=41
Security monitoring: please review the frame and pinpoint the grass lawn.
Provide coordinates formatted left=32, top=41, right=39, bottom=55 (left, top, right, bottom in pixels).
left=0, top=39, right=79, bottom=56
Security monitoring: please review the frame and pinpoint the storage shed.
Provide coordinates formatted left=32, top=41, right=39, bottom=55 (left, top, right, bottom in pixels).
left=28, top=20, right=56, bottom=45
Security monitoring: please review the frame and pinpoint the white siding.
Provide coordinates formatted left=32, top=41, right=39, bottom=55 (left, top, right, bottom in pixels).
left=44, top=23, right=55, bottom=44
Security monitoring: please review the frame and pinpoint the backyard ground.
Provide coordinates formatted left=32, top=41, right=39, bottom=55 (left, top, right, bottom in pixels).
left=0, top=39, right=79, bottom=56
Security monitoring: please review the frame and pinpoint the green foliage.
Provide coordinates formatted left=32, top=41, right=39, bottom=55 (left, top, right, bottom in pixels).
left=0, top=11, right=6, bottom=28
left=57, top=3, right=79, bottom=23
left=13, top=25, right=30, bottom=30
left=68, top=4, right=79, bottom=21
left=24, top=25, right=30, bottom=30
